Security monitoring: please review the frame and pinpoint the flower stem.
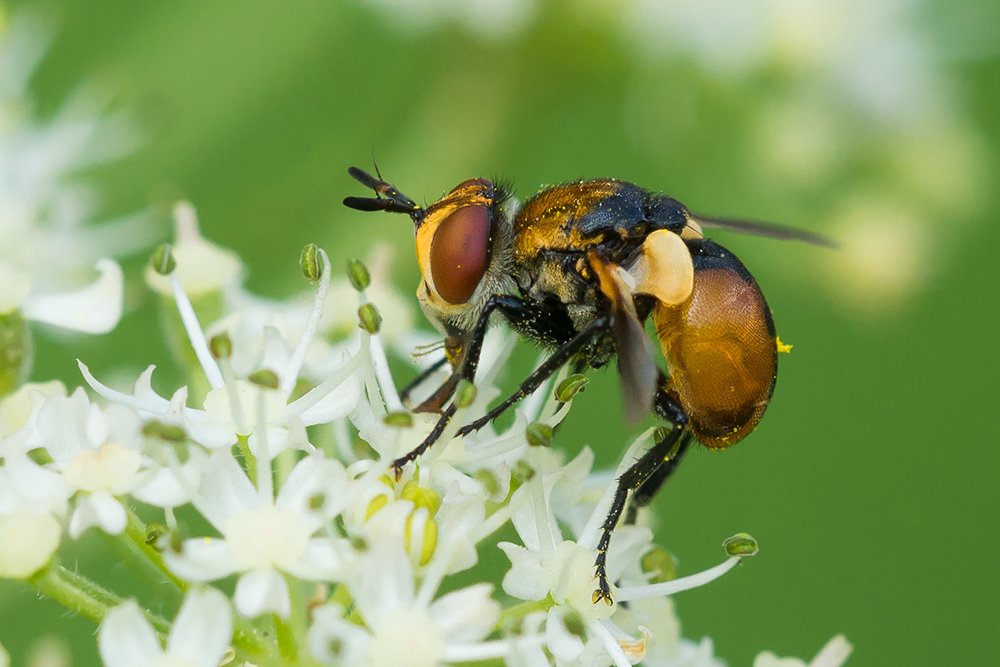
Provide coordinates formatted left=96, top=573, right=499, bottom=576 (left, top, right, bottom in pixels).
left=497, top=596, right=555, bottom=631
left=100, top=531, right=184, bottom=606
left=232, top=615, right=278, bottom=662
left=124, top=507, right=189, bottom=593
left=274, top=613, right=298, bottom=661
left=30, top=563, right=170, bottom=636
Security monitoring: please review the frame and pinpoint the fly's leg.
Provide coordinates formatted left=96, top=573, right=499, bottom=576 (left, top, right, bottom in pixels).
left=624, top=429, right=689, bottom=525
left=391, top=295, right=574, bottom=477
left=399, top=356, right=448, bottom=408
left=593, top=389, right=692, bottom=604
left=455, top=315, right=610, bottom=437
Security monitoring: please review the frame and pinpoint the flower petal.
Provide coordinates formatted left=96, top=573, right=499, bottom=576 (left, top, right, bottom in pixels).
left=165, top=538, right=240, bottom=582
left=98, top=600, right=161, bottom=667
left=0, top=510, right=61, bottom=579
left=167, top=588, right=233, bottom=667
left=233, top=567, right=290, bottom=618
left=428, top=583, right=499, bottom=643
left=284, top=538, right=345, bottom=581
left=191, top=450, right=258, bottom=531
left=22, top=258, right=123, bottom=333
left=69, top=491, right=126, bottom=538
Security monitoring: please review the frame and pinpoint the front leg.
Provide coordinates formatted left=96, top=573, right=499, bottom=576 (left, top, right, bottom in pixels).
left=392, top=295, right=552, bottom=476
left=455, top=314, right=611, bottom=437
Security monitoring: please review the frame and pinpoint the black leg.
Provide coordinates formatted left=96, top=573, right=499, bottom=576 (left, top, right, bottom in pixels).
left=399, top=356, right=448, bottom=406
left=455, top=314, right=611, bottom=437
left=391, top=295, right=561, bottom=476
left=592, top=388, right=691, bottom=604
left=625, top=429, right=691, bottom=524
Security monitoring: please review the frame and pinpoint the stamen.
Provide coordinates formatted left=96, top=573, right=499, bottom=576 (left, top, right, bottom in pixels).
left=170, top=273, right=224, bottom=389
left=615, top=556, right=740, bottom=602
left=369, top=330, right=403, bottom=413
left=588, top=619, right=633, bottom=667
left=577, top=428, right=659, bottom=550
left=286, top=352, right=363, bottom=417
left=281, top=248, right=332, bottom=393
left=256, top=388, right=273, bottom=506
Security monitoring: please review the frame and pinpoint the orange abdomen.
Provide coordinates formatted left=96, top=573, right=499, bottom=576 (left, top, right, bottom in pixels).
left=653, top=241, right=777, bottom=449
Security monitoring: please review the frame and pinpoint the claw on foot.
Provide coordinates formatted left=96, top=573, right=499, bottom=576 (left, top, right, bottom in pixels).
left=592, top=588, right=614, bottom=605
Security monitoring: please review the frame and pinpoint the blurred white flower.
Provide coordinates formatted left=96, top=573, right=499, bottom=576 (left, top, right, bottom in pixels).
left=0, top=450, right=68, bottom=578
left=0, top=11, right=154, bottom=335
left=308, top=543, right=509, bottom=667
left=98, top=589, right=233, bottom=667
left=359, top=0, right=536, bottom=42
left=754, top=634, right=853, bottom=667
left=624, top=0, right=946, bottom=124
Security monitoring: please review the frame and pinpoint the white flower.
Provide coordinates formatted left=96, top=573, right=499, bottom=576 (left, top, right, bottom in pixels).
left=35, top=389, right=147, bottom=538
left=144, top=202, right=243, bottom=297
left=98, top=589, right=233, bottom=667
left=754, top=635, right=853, bottom=667
left=0, top=450, right=69, bottom=578
left=308, top=543, right=509, bottom=667
left=0, top=380, right=66, bottom=450
left=165, top=449, right=348, bottom=618
left=0, top=10, right=152, bottom=334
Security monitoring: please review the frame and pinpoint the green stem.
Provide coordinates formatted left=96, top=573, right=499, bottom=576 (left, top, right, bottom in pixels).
left=274, top=613, right=297, bottom=661
left=496, top=596, right=555, bottom=631
left=30, top=563, right=171, bottom=636
left=124, top=507, right=188, bottom=592
left=101, top=531, right=184, bottom=606
left=232, top=615, right=278, bottom=662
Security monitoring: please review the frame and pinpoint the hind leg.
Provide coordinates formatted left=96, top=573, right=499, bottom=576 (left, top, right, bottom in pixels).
left=592, top=386, right=692, bottom=604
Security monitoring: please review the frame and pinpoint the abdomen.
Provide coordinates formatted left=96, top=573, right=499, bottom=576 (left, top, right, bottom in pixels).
left=652, top=239, right=777, bottom=449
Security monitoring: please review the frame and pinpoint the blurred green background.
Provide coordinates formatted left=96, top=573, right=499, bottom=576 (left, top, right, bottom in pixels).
left=2, top=0, right=999, bottom=664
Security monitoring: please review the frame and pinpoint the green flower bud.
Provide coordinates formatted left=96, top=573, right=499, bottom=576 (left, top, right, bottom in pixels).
left=141, top=420, right=187, bottom=443
left=358, top=303, right=382, bottom=334
left=300, top=244, right=322, bottom=282
left=526, top=422, right=553, bottom=448
left=454, top=379, right=477, bottom=409
left=151, top=244, right=176, bottom=275
left=641, top=546, right=677, bottom=583
left=347, top=259, right=371, bottom=292
left=555, top=374, right=589, bottom=402
left=512, top=460, right=535, bottom=484
left=723, top=532, right=759, bottom=557
left=248, top=369, right=280, bottom=389
left=383, top=411, right=413, bottom=428
left=209, top=333, right=233, bottom=359
left=475, top=469, right=500, bottom=497
left=308, top=492, right=327, bottom=510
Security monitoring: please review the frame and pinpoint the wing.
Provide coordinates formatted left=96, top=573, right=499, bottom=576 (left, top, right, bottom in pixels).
left=586, top=249, right=658, bottom=425
left=690, top=214, right=838, bottom=249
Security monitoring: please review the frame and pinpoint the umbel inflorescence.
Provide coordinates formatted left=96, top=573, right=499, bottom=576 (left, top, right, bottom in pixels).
left=0, top=204, right=852, bottom=667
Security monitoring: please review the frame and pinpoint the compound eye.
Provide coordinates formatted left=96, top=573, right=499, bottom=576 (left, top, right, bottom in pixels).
left=430, top=205, right=491, bottom=304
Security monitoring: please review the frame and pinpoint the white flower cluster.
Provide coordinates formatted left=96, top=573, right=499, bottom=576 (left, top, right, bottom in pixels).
left=0, top=10, right=154, bottom=338
left=0, top=206, right=853, bottom=667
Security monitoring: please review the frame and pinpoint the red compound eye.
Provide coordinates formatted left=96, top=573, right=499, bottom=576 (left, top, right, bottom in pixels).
left=429, top=205, right=491, bottom=304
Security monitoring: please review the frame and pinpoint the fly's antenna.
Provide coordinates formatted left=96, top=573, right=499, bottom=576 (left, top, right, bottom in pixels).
left=343, top=166, right=425, bottom=224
